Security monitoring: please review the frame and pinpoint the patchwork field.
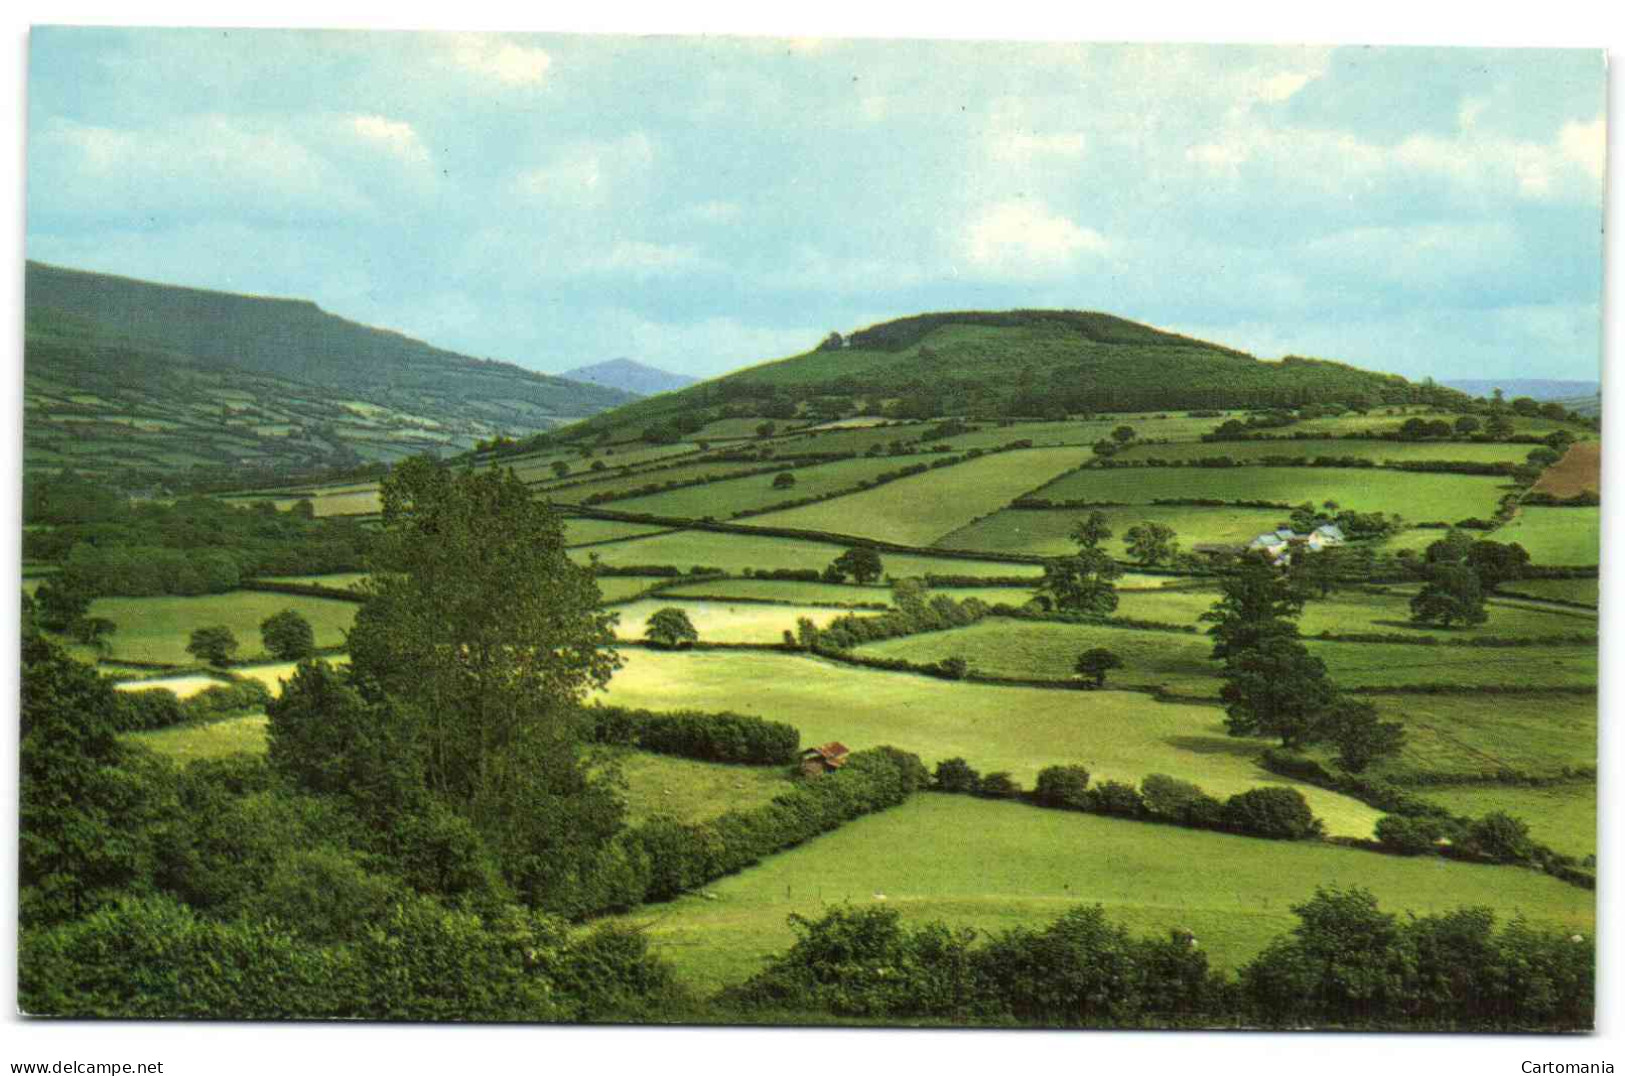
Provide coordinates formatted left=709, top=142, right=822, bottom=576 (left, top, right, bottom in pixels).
left=564, top=518, right=676, bottom=546
left=126, top=714, right=271, bottom=764
left=1361, top=693, right=1596, bottom=781
left=1499, top=578, right=1599, bottom=606
left=1112, top=439, right=1536, bottom=464
left=613, top=751, right=795, bottom=824
left=599, top=648, right=1383, bottom=838
left=938, top=505, right=1292, bottom=557
left=572, top=527, right=1043, bottom=579
left=82, top=591, right=358, bottom=665
left=748, top=447, right=1090, bottom=545
left=612, top=599, right=877, bottom=644
left=604, top=794, right=1595, bottom=992
left=1497, top=507, right=1601, bottom=566
left=610, top=453, right=958, bottom=520
left=660, top=578, right=893, bottom=606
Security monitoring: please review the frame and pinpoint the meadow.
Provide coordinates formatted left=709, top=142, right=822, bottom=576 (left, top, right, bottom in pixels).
left=937, top=505, right=1292, bottom=557
left=84, top=591, right=358, bottom=665
left=600, top=648, right=1382, bottom=838
left=610, top=452, right=967, bottom=519
left=125, top=714, right=271, bottom=764
left=1495, top=507, right=1601, bottom=566
left=1112, top=438, right=1537, bottom=464
left=563, top=518, right=676, bottom=546
left=1499, top=578, right=1599, bottom=606
left=1417, top=783, right=1596, bottom=860
left=748, top=447, right=1090, bottom=545
left=602, top=793, right=1595, bottom=992
left=612, top=751, right=795, bottom=824
left=611, top=599, right=877, bottom=644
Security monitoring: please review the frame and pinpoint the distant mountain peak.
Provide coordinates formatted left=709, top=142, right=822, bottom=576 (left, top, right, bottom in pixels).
left=560, top=358, right=698, bottom=397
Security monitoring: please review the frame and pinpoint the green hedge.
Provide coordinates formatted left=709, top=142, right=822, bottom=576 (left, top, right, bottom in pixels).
left=587, top=704, right=800, bottom=765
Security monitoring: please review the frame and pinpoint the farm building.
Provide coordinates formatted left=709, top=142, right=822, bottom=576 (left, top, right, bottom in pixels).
left=1244, top=523, right=1345, bottom=565
left=800, top=742, right=850, bottom=777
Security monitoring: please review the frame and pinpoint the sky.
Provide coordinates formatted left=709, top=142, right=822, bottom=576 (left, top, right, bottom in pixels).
left=25, top=30, right=1608, bottom=382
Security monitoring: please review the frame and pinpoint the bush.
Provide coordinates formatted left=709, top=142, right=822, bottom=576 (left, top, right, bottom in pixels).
left=1374, top=814, right=1442, bottom=856
left=933, top=757, right=980, bottom=793
left=1033, top=765, right=1092, bottom=810
left=115, top=687, right=186, bottom=731
left=587, top=705, right=799, bottom=765
left=1140, top=774, right=1224, bottom=829
left=977, top=771, right=1022, bottom=799
left=260, top=609, right=316, bottom=661
left=1087, top=780, right=1146, bottom=818
left=1461, top=811, right=1535, bottom=863
left=1222, top=786, right=1323, bottom=840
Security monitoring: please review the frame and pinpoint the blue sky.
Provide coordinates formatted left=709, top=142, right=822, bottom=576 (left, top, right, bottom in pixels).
left=26, top=30, right=1607, bottom=381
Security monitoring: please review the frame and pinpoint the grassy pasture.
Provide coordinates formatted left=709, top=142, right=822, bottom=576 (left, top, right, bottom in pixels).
left=1530, top=441, right=1600, bottom=498
left=748, top=447, right=1090, bottom=546
left=114, top=673, right=230, bottom=699
left=83, top=591, right=358, bottom=665
left=610, top=453, right=956, bottom=520
left=572, top=528, right=1043, bottom=580
left=600, top=649, right=1382, bottom=838
left=537, top=459, right=768, bottom=504
left=612, top=751, right=795, bottom=824
left=937, top=506, right=1290, bottom=557
left=1362, top=693, right=1595, bottom=781
left=1496, top=508, right=1600, bottom=566
left=611, top=599, right=874, bottom=644
left=660, top=579, right=893, bottom=605
left=126, top=715, right=270, bottom=764
left=602, top=794, right=1594, bottom=992
left=1417, top=783, right=1596, bottom=860
left=1112, top=439, right=1533, bottom=464
left=258, top=572, right=369, bottom=591
left=563, top=518, right=674, bottom=546
left=1499, top=578, right=1599, bottom=606
left=1029, top=467, right=1513, bottom=522
left=596, top=576, right=677, bottom=604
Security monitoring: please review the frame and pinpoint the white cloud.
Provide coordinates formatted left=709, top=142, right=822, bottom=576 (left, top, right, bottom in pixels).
left=1250, top=69, right=1320, bottom=104
left=958, top=199, right=1108, bottom=277
left=349, top=114, right=428, bottom=163
left=1558, top=117, right=1606, bottom=180
left=446, top=34, right=552, bottom=85
left=513, top=133, right=655, bottom=207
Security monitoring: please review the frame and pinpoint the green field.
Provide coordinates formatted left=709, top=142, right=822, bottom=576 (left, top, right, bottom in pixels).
left=1496, top=508, right=1601, bottom=566
left=611, top=453, right=963, bottom=520
left=938, top=505, right=1292, bottom=557
left=602, top=794, right=1594, bottom=992
left=749, top=447, right=1090, bottom=545
left=1028, top=467, right=1513, bottom=522
left=258, top=572, right=369, bottom=591
left=564, top=518, right=676, bottom=546
left=660, top=578, right=893, bottom=605
left=1363, top=693, right=1595, bottom=781
left=612, top=599, right=878, bottom=644
left=601, top=648, right=1381, bottom=838
left=1499, top=578, right=1600, bottom=606
left=613, top=751, right=796, bottom=824
left=80, top=591, right=358, bottom=665
left=597, top=576, right=677, bottom=603
left=572, top=527, right=1043, bottom=579
left=126, top=714, right=271, bottom=764
left=1112, top=439, right=1536, bottom=464
left=1417, top=782, right=1596, bottom=860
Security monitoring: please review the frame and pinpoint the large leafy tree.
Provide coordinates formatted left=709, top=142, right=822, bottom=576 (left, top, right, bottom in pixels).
left=1035, top=548, right=1122, bottom=616
left=1320, top=698, right=1406, bottom=774
left=1218, top=636, right=1337, bottom=748
left=1124, top=521, right=1180, bottom=566
left=186, top=625, right=239, bottom=667
left=347, top=458, right=622, bottom=841
left=1200, top=554, right=1305, bottom=660
left=831, top=546, right=884, bottom=585
left=1409, top=563, right=1488, bottom=628
left=644, top=607, right=700, bottom=649
left=260, top=609, right=316, bottom=661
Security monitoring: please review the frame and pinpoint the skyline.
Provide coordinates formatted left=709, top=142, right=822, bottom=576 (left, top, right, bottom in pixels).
left=26, top=30, right=1607, bottom=382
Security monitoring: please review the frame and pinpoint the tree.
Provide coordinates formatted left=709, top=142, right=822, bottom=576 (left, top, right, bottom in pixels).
left=1288, top=547, right=1345, bottom=600
left=1200, top=554, right=1305, bottom=660
left=1035, top=548, right=1122, bottom=616
left=1074, top=647, right=1124, bottom=689
left=1111, top=424, right=1137, bottom=444
left=550, top=460, right=571, bottom=479
left=755, top=421, right=777, bottom=439
left=1453, top=415, right=1481, bottom=436
left=260, top=609, right=316, bottom=661
left=1222, top=786, right=1323, bottom=840
left=1463, top=811, right=1534, bottom=862
left=1410, top=563, right=1488, bottom=628
left=933, top=757, right=980, bottom=793
left=772, top=471, right=797, bottom=489
left=1124, top=521, right=1180, bottom=566
left=644, top=608, right=699, bottom=650
left=1218, top=636, right=1337, bottom=748
left=1465, top=539, right=1530, bottom=592
left=1068, top=510, right=1114, bottom=551
left=1320, top=698, right=1406, bottom=773
left=345, top=456, right=622, bottom=862
left=69, top=616, right=118, bottom=653
left=34, top=572, right=95, bottom=633
left=831, top=546, right=884, bottom=586
left=186, top=625, right=239, bottom=667
left=1485, top=413, right=1516, bottom=440
left=1033, top=765, right=1091, bottom=809
left=1090, top=438, right=1119, bottom=459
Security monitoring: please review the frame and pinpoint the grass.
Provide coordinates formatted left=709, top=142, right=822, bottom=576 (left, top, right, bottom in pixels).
left=611, top=599, right=876, bottom=644
left=611, top=453, right=961, bottom=520
left=600, top=649, right=1382, bottom=838
left=597, top=576, right=678, bottom=604
left=937, top=505, right=1291, bottom=556
left=1360, top=693, right=1595, bottom=781
left=257, top=572, right=369, bottom=591
left=1112, top=439, right=1535, bottom=464
left=748, top=447, right=1090, bottom=545
left=1530, top=441, right=1600, bottom=498
left=1028, top=467, right=1513, bottom=523
left=660, top=579, right=893, bottom=605
left=1499, top=578, right=1599, bottom=606
left=1416, top=782, right=1596, bottom=860
left=114, top=673, right=231, bottom=699
left=84, top=591, right=358, bottom=665
left=612, top=751, right=796, bottom=824
left=125, top=714, right=270, bottom=764
left=1496, top=507, right=1600, bottom=566
left=564, top=518, right=674, bottom=546
left=597, top=794, right=1594, bottom=992
left=571, top=528, right=1043, bottom=579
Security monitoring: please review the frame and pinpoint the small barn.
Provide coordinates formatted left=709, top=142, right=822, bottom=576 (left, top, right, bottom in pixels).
left=800, top=742, right=850, bottom=778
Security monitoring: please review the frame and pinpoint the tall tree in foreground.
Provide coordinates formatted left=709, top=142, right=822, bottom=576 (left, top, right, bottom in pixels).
left=1200, top=553, right=1305, bottom=660
left=346, top=458, right=623, bottom=884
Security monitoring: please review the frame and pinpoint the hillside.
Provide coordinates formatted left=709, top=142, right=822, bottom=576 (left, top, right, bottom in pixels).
left=24, top=262, right=636, bottom=486
left=562, top=358, right=699, bottom=396
left=551, top=309, right=1464, bottom=443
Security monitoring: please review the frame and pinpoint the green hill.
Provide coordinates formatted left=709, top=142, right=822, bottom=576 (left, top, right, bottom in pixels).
left=24, top=261, right=636, bottom=486
left=551, top=309, right=1463, bottom=444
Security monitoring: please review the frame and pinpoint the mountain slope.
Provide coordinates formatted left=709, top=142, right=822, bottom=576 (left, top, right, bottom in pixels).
left=562, top=358, right=698, bottom=396
left=553, top=309, right=1462, bottom=442
left=24, top=262, right=637, bottom=485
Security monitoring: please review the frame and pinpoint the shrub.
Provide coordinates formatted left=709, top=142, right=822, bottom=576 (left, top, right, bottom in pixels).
left=1373, top=814, right=1442, bottom=856
left=1087, top=780, right=1146, bottom=818
left=586, top=705, right=799, bottom=765
left=260, top=609, right=316, bottom=661
left=186, top=625, right=239, bottom=667
left=644, top=607, right=699, bottom=649
left=1032, top=765, right=1092, bottom=810
left=1461, top=811, right=1535, bottom=863
left=1222, top=786, right=1323, bottom=840
left=115, top=687, right=186, bottom=731
left=977, top=771, right=1022, bottom=799
left=1140, top=774, right=1223, bottom=828
left=933, top=757, right=980, bottom=793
